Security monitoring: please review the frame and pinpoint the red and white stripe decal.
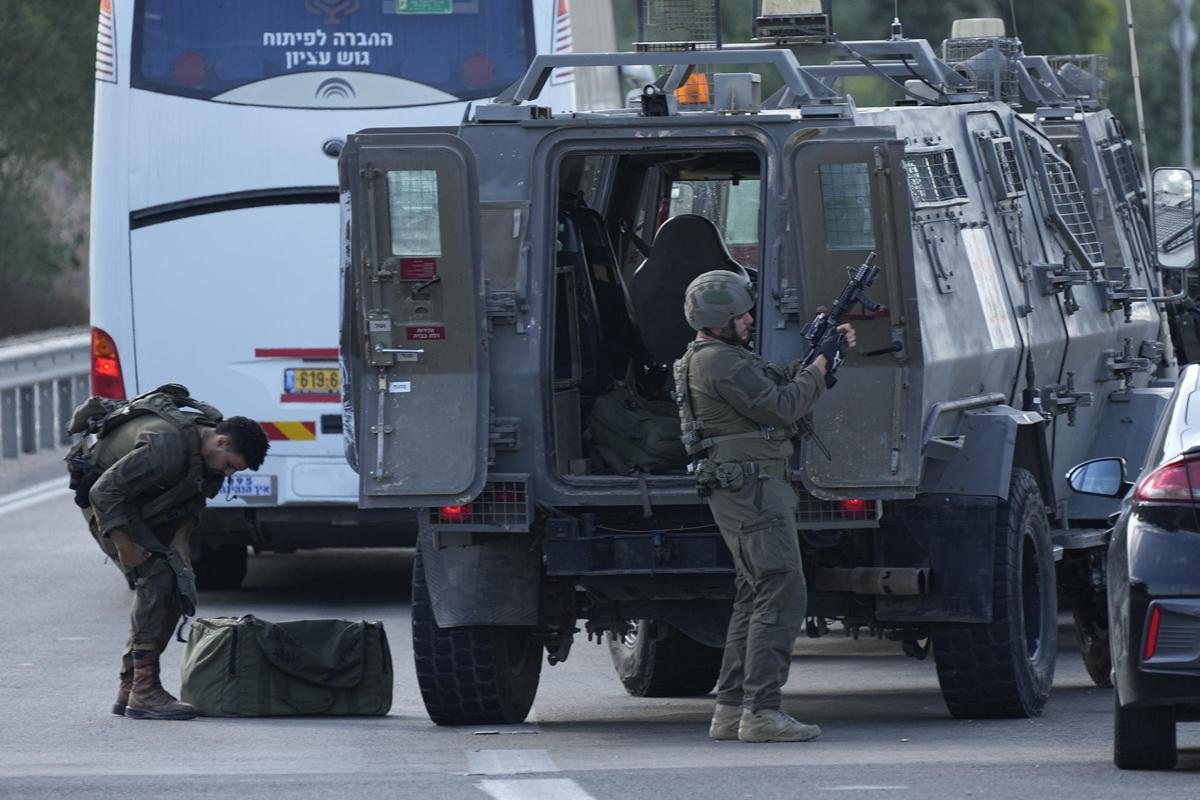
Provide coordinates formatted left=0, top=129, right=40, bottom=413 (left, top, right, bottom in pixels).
left=280, top=393, right=340, bottom=404
left=259, top=421, right=317, bottom=441
left=551, top=0, right=574, bottom=85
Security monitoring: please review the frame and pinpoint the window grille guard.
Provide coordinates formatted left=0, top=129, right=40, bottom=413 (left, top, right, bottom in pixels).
left=903, top=149, right=969, bottom=208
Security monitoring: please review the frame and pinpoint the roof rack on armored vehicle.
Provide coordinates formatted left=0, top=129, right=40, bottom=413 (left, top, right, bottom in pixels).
left=480, top=21, right=1101, bottom=122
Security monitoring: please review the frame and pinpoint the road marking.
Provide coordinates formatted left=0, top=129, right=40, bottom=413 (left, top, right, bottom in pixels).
left=0, top=478, right=70, bottom=517
left=56, top=637, right=89, bottom=641
left=820, top=787, right=909, bottom=792
left=467, top=749, right=558, bottom=776
left=477, top=779, right=596, bottom=800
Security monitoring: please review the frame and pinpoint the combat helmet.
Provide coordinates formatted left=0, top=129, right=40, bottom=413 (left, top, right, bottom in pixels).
left=683, top=270, right=755, bottom=330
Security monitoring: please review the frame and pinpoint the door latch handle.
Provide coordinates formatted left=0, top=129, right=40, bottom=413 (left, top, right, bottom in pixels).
left=373, top=346, right=426, bottom=355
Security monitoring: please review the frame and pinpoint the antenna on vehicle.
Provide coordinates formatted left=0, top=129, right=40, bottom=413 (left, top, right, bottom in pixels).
left=891, top=0, right=904, bottom=40
left=1008, top=0, right=1020, bottom=40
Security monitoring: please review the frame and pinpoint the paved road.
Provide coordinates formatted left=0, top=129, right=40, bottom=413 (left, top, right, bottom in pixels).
left=1, top=490, right=1197, bottom=800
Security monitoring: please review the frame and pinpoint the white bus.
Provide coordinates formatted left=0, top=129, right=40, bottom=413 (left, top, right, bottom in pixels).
left=89, top=0, right=615, bottom=587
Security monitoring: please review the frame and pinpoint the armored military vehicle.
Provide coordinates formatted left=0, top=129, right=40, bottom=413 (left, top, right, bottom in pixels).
left=338, top=9, right=1197, bottom=724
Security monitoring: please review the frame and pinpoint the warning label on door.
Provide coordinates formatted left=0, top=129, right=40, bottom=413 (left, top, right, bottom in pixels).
left=407, top=326, right=446, bottom=341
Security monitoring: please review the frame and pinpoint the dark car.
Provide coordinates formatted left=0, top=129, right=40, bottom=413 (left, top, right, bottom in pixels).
left=1068, top=362, right=1200, bottom=770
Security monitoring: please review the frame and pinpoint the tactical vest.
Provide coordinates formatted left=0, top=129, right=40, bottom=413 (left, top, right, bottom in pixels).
left=672, top=341, right=790, bottom=460
left=65, top=383, right=223, bottom=522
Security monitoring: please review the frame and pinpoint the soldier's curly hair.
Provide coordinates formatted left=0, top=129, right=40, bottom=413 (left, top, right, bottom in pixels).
left=216, top=416, right=270, bottom=470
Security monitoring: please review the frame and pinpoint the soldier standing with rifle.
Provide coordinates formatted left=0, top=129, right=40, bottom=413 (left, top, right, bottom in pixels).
left=67, top=386, right=269, bottom=720
left=674, top=266, right=866, bottom=743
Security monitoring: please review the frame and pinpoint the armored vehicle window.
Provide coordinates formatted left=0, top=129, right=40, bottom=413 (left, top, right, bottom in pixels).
left=903, top=149, right=968, bottom=207
left=669, top=179, right=761, bottom=264
left=979, top=136, right=1025, bottom=201
left=1022, top=135, right=1105, bottom=268
left=818, top=163, right=876, bottom=251
left=387, top=170, right=442, bottom=257
left=1100, top=141, right=1141, bottom=204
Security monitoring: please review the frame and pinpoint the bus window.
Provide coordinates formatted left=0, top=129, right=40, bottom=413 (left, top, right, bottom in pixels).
left=132, top=0, right=535, bottom=105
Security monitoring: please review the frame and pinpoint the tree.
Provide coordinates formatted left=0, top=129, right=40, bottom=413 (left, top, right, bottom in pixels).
left=0, top=1, right=96, bottom=337
left=1106, top=0, right=1198, bottom=168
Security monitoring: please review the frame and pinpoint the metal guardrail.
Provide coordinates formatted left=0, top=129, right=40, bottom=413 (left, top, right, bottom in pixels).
left=0, top=329, right=90, bottom=459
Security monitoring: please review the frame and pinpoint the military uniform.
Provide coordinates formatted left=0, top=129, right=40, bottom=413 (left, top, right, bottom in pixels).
left=83, top=414, right=223, bottom=705
left=676, top=338, right=824, bottom=713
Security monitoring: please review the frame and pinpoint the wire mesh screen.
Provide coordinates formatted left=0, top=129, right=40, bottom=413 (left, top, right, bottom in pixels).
left=1156, top=204, right=1195, bottom=257
left=903, top=150, right=968, bottom=207
left=387, top=170, right=442, bottom=257
left=942, top=37, right=1021, bottom=105
left=818, top=162, right=876, bottom=251
left=1048, top=54, right=1108, bottom=107
left=1044, top=158, right=1105, bottom=267
left=795, top=492, right=881, bottom=529
left=1102, top=141, right=1141, bottom=202
left=994, top=138, right=1025, bottom=197
left=637, top=0, right=721, bottom=50
left=430, top=475, right=532, bottom=531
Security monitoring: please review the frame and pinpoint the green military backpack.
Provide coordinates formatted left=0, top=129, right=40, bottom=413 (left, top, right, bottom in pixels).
left=585, top=381, right=688, bottom=474
left=64, top=383, right=222, bottom=512
left=180, top=615, right=393, bottom=717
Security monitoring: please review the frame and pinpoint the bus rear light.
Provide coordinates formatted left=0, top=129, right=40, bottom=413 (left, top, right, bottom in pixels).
left=174, top=52, right=207, bottom=88
left=439, top=504, right=473, bottom=523
left=91, top=326, right=126, bottom=400
left=1133, top=455, right=1200, bottom=505
left=1144, top=605, right=1162, bottom=660
left=462, top=53, right=495, bottom=88
left=95, top=0, right=116, bottom=83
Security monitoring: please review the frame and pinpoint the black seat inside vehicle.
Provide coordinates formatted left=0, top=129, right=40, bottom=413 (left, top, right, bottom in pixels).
left=627, top=214, right=752, bottom=367
left=567, top=208, right=647, bottom=382
left=555, top=214, right=609, bottom=405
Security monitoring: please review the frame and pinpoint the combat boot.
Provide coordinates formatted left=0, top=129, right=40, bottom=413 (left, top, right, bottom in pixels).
left=738, top=709, right=821, bottom=743
left=709, top=703, right=742, bottom=740
left=124, top=646, right=196, bottom=720
left=112, top=675, right=132, bottom=716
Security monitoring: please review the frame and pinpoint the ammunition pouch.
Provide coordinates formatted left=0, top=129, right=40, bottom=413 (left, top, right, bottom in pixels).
left=696, top=460, right=764, bottom=495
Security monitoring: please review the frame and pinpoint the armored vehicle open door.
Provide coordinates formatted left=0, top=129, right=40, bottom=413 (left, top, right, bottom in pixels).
left=340, top=133, right=489, bottom=508
left=789, top=137, right=920, bottom=497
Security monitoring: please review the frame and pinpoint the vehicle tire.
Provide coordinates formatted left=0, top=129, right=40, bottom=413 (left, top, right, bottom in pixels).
left=1073, top=603, right=1112, bottom=688
left=931, top=468, right=1058, bottom=718
left=607, top=620, right=723, bottom=697
left=195, top=544, right=248, bottom=591
left=411, top=547, right=542, bottom=725
left=1114, top=689, right=1177, bottom=770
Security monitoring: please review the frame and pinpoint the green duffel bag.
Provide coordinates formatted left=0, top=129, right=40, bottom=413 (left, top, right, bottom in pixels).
left=586, top=381, right=688, bottom=474
left=180, top=615, right=393, bottom=717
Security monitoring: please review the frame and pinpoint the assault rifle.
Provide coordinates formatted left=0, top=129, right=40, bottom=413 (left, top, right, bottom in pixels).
left=800, top=251, right=883, bottom=388
left=797, top=251, right=884, bottom=460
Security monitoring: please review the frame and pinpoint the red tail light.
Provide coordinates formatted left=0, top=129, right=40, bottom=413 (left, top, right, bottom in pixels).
left=1133, top=455, right=1200, bottom=505
left=95, top=0, right=116, bottom=83
left=91, top=326, right=126, bottom=400
left=1144, top=605, right=1162, bottom=660
left=439, top=504, right=473, bottom=523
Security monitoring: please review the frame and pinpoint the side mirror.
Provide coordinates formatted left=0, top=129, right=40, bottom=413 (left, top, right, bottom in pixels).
left=1067, top=457, right=1131, bottom=498
left=1151, top=166, right=1198, bottom=270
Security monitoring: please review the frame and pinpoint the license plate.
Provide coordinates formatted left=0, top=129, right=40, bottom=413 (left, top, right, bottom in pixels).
left=285, top=367, right=340, bottom=394
left=220, top=475, right=274, bottom=501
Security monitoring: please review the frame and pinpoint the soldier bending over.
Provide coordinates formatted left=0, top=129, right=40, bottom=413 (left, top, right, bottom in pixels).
left=69, top=389, right=268, bottom=720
